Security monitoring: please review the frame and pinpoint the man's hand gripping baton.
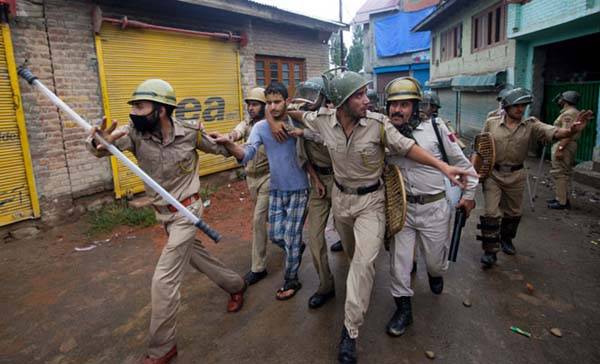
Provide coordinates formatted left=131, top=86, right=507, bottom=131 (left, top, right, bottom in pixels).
left=17, top=66, right=222, bottom=242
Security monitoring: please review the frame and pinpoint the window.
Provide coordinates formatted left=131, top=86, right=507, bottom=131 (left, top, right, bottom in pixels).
left=440, top=23, right=462, bottom=62
left=472, top=2, right=507, bottom=52
left=255, top=56, right=305, bottom=97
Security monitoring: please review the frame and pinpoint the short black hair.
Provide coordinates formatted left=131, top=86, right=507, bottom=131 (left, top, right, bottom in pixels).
left=265, top=81, right=288, bottom=100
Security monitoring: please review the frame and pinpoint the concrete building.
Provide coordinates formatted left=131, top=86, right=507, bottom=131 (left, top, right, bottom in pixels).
left=413, top=0, right=516, bottom=140
left=507, top=0, right=600, bottom=166
left=0, top=0, right=341, bottom=234
left=353, top=0, right=439, bottom=107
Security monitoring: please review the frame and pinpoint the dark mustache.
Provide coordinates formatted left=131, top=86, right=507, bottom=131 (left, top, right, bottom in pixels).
left=391, top=112, right=404, bottom=118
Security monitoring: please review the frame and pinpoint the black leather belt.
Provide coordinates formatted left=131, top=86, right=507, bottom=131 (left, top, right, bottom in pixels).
left=334, top=179, right=380, bottom=195
left=313, top=164, right=334, bottom=175
left=494, top=164, right=524, bottom=172
left=406, top=192, right=446, bottom=204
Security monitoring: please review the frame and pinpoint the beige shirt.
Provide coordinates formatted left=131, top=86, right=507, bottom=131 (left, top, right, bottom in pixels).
left=302, top=109, right=415, bottom=188
left=232, top=117, right=270, bottom=178
left=553, top=106, right=580, bottom=144
left=388, top=118, right=478, bottom=200
left=483, top=114, right=556, bottom=167
left=87, top=118, right=230, bottom=206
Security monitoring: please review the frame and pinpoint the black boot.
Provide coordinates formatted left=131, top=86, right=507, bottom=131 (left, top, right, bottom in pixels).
left=338, top=327, right=357, bottom=364
left=427, top=273, right=444, bottom=295
left=477, top=216, right=501, bottom=268
left=480, top=252, right=497, bottom=267
left=386, top=296, right=413, bottom=337
left=500, top=216, right=521, bottom=255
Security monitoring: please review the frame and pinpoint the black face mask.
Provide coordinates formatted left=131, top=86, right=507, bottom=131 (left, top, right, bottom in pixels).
left=130, top=106, right=160, bottom=133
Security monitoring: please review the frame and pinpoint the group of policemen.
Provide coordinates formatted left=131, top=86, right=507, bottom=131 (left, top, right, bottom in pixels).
left=88, top=67, right=590, bottom=364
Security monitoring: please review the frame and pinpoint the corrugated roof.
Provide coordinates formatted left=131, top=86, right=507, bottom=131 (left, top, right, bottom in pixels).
left=352, top=0, right=399, bottom=24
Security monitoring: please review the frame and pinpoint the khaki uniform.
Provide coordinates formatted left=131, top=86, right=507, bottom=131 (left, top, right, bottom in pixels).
left=388, top=119, right=477, bottom=297
left=87, top=119, right=244, bottom=358
left=550, top=106, right=580, bottom=204
left=487, top=107, right=503, bottom=119
left=297, top=133, right=335, bottom=294
left=302, top=109, right=415, bottom=338
left=232, top=118, right=271, bottom=272
left=482, top=114, right=556, bottom=219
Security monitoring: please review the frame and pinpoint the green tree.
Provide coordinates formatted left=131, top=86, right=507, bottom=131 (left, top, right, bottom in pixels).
left=347, top=25, right=364, bottom=72
left=329, top=32, right=347, bottom=67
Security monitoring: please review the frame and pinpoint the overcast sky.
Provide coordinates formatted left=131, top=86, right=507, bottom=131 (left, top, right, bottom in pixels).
left=253, top=0, right=367, bottom=46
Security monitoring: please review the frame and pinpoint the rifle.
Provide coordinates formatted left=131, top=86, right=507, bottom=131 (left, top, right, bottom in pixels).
left=448, top=207, right=466, bottom=262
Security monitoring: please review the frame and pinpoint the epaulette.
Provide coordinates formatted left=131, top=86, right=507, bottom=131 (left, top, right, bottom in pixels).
left=174, top=117, right=201, bottom=130
left=366, top=110, right=386, bottom=123
left=525, top=116, right=541, bottom=123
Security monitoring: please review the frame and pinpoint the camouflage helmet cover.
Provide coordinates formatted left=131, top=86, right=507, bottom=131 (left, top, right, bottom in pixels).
left=322, top=69, right=371, bottom=108
left=128, top=79, right=177, bottom=107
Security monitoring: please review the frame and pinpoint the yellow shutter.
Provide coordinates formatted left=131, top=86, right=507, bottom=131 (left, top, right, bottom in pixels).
left=0, top=23, right=40, bottom=226
left=95, top=24, right=243, bottom=198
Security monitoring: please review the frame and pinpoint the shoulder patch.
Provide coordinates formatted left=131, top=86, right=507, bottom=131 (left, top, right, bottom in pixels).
left=174, top=117, right=201, bottom=130
left=366, top=110, right=386, bottom=123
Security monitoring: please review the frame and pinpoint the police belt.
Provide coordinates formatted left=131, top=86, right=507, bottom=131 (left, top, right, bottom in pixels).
left=334, top=179, right=380, bottom=195
left=313, top=164, right=334, bottom=175
left=406, top=191, right=446, bottom=205
left=493, top=164, right=524, bottom=173
left=154, top=193, right=200, bottom=214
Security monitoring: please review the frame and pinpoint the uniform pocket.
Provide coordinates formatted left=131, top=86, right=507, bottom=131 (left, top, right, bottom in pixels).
left=354, top=143, right=381, bottom=171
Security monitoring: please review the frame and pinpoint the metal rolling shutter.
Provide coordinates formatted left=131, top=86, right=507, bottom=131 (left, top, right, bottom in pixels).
left=95, top=23, right=243, bottom=198
left=0, top=23, right=40, bottom=226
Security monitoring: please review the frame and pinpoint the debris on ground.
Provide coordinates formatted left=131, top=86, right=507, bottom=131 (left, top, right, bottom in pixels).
left=425, top=351, right=435, bottom=359
left=462, top=299, right=472, bottom=307
left=550, top=328, right=563, bottom=337
left=510, top=326, right=532, bottom=338
left=74, top=238, right=110, bottom=252
left=203, top=199, right=211, bottom=208
left=526, top=283, right=535, bottom=294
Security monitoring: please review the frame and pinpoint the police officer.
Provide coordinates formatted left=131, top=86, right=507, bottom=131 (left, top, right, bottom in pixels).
left=228, top=88, right=271, bottom=285
left=548, top=91, right=582, bottom=209
left=270, top=70, right=475, bottom=364
left=292, top=77, right=338, bottom=308
left=420, top=90, right=466, bottom=150
left=87, top=79, right=246, bottom=364
left=384, top=78, right=478, bottom=337
left=478, top=88, right=591, bottom=267
left=487, top=84, right=515, bottom=118
left=367, top=89, right=379, bottom=113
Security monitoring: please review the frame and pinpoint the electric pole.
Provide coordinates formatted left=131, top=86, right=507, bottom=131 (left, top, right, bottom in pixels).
left=339, top=0, right=345, bottom=66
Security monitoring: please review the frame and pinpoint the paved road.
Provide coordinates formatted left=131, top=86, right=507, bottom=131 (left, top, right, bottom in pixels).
left=1, top=161, right=599, bottom=364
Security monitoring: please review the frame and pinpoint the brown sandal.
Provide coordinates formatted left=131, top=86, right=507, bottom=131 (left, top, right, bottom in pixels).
left=276, top=280, right=302, bottom=301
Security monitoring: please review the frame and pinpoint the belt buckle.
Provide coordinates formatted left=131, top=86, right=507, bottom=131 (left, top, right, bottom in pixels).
left=418, top=195, right=425, bottom=204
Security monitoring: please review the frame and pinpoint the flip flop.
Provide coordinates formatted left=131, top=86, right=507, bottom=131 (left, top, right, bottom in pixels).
left=276, top=280, right=302, bottom=301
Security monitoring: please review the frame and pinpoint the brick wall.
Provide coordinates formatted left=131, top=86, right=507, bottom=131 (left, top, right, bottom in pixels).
left=5, top=0, right=332, bottom=227
left=239, top=18, right=330, bottom=93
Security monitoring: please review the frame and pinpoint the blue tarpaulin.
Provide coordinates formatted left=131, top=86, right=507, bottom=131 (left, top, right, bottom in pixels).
left=374, top=6, right=435, bottom=57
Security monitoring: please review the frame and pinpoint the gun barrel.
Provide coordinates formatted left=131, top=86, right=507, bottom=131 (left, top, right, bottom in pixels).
left=449, top=207, right=466, bottom=262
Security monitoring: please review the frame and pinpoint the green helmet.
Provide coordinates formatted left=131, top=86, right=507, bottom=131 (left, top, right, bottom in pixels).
left=553, top=90, right=580, bottom=105
left=501, top=87, right=533, bottom=108
left=421, top=90, right=441, bottom=108
left=497, top=84, right=515, bottom=101
left=367, top=89, right=378, bottom=104
left=322, top=69, right=371, bottom=108
left=128, top=79, right=177, bottom=107
left=292, top=77, right=324, bottom=104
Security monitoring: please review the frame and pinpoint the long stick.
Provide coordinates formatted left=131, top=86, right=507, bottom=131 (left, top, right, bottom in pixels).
left=531, top=145, right=546, bottom=201
left=525, top=166, right=535, bottom=212
left=17, top=67, right=221, bottom=242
